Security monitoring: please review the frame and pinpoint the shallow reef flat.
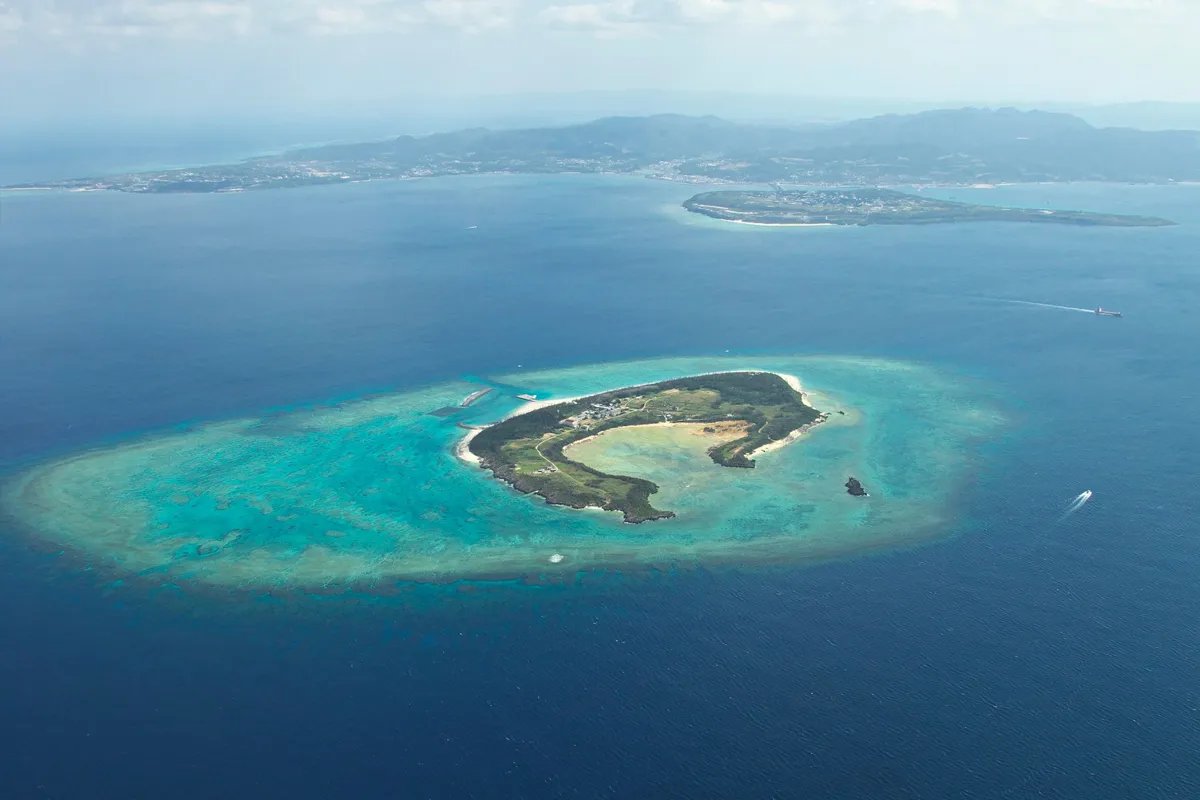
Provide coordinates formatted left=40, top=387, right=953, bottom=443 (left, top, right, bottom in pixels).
left=1, top=356, right=1005, bottom=589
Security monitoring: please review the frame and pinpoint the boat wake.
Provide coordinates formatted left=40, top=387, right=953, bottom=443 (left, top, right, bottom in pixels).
left=986, top=298, right=1095, bottom=314
left=1059, top=489, right=1093, bottom=520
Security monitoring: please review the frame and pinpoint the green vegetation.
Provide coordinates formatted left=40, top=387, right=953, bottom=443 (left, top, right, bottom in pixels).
left=468, top=372, right=821, bottom=523
left=15, top=108, right=1200, bottom=194
left=684, top=189, right=1177, bottom=227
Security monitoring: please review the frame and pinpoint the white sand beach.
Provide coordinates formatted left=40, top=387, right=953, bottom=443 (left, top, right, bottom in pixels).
left=729, top=220, right=836, bottom=228
left=511, top=394, right=584, bottom=416
left=455, top=428, right=482, bottom=464
left=457, top=370, right=819, bottom=464
left=747, top=414, right=829, bottom=457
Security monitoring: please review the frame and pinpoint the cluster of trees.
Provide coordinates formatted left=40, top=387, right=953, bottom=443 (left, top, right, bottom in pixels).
left=707, top=405, right=820, bottom=468
left=295, top=108, right=1200, bottom=185
left=469, top=372, right=819, bottom=521
left=468, top=397, right=673, bottom=523
left=30, top=108, right=1200, bottom=194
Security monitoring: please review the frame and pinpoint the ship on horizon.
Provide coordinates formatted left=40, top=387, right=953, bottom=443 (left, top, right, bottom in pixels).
left=1094, top=308, right=1122, bottom=317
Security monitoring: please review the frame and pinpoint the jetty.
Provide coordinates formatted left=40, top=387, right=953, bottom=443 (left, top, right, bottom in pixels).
left=460, top=388, right=493, bottom=407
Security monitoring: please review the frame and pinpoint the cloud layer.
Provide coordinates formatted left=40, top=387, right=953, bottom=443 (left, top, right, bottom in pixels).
left=3, top=0, right=1194, bottom=39
left=1, top=0, right=1196, bottom=123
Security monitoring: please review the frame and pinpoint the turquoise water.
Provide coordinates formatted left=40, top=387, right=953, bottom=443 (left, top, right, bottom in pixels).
left=3, top=174, right=1200, bottom=798
left=3, top=355, right=1002, bottom=587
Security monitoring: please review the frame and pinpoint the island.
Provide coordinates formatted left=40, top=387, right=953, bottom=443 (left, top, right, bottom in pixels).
left=683, top=189, right=1177, bottom=227
left=467, top=371, right=824, bottom=523
left=8, top=108, right=1200, bottom=195
left=0, top=355, right=1006, bottom=588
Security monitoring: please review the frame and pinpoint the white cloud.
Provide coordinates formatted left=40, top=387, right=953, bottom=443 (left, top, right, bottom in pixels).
left=423, top=0, right=513, bottom=30
left=307, top=3, right=417, bottom=33
left=0, top=1, right=23, bottom=32
left=73, top=1, right=255, bottom=37
left=314, top=6, right=367, bottom=24
left=539, top=0, right=649, bottom=35
left=674, top=0, right=731, bottom=23
left=539, top=0, right=847, bottom=33
left=3, top=0, right=1199, bottom=119
left=754, top=1, right=839, bottom=25
left=896, top=0, right=959, bottom=15
left=1, top=0, right=439, bottom=39
left=949, top=0, right=1189, bottom=23
left=2, top=0, right=1198, bottom=41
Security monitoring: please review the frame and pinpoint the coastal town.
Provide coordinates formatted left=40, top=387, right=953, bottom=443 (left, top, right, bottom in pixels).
left=11, top=109, right=1200, bottom=195
left=684, top=188, right=1175, bottom=227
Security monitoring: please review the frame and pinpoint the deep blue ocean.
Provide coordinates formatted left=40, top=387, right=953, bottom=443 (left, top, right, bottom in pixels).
left=2, top=169, right=1199, bottom=798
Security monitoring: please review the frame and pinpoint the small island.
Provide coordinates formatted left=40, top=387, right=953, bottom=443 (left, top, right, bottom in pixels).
left=468, top=372, right=824, bottom=523
left=683, top=189, right=1176, bottom=227
left=0, top=355, right=1006, bottom=588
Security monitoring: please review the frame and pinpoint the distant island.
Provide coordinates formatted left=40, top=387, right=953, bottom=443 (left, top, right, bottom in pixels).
left=683, top=189, right=1177, bottom=227
left=467, top=372, right=824, bottom=523
left=9, top=107, right=1200, bottom=194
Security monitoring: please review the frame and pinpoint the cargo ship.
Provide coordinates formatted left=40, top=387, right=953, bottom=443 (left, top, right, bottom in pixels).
left=1094, top=308, right=1122, bottom=317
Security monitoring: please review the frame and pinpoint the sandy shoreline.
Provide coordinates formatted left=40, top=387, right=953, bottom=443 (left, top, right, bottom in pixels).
left=453, top=395, right=585, bottom=464
left=747, top=414, right=829, bottom=457
left=510, top=394, right=585, bottom=416
left=727, top=219, right=837, bottom=228
left=455, top=428, right=482, bottom=463
left=454, top=369, right=822, bottom=464
left=773, top=371, right=804, bottom=394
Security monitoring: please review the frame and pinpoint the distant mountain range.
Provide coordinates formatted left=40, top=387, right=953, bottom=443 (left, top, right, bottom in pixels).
left=13, top=107, right=1200, bottom=193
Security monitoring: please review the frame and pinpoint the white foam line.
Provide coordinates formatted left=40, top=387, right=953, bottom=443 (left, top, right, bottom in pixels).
left=986, top=298, right=1094, bottom=314
left=1058, top=490, right=1093, bottom=520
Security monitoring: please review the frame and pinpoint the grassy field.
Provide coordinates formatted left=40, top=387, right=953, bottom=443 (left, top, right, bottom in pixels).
left=469, top=372, right=821, bottom=522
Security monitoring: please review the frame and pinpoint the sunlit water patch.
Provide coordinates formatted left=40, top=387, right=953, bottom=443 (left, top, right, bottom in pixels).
left=1, top=356, right=1005, bottom=588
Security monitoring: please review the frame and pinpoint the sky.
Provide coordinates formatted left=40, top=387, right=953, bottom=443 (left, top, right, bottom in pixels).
left=1, top=0, right=1199, bottom=127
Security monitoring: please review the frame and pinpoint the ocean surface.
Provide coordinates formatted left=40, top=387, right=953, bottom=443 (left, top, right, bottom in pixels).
left=0, top=118, right=435, bottom=186
left=1, top=174, right=1199, bottom=798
